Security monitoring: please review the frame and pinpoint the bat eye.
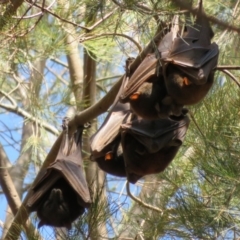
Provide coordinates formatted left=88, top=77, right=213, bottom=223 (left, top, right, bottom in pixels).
left=130, top=92, right=140, bottom=100
left=105, top=151, right=113, bottom=160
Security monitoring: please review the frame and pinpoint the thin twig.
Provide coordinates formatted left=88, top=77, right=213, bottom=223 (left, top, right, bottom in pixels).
left=80, top=33, right=142, bottom=53
left=170, top=0, right=240, bottom=34
left=87, top=7, right=119, bottom=31
left=0, top=90, right=59, bottom=135
left=189, top=111, right=205, bottom=139
left=221, top=69, right=240, bottom=88
left=126, top=181, right=163, bottom=214
left=13, top=0, right=56, bottom=19
left=27, top=0, right=119, bottom=33
left=216, top=65, right=240, bottom=70
left=26, top=0, right=89, bottom=31
left=97, top=75, right=122, bottom=82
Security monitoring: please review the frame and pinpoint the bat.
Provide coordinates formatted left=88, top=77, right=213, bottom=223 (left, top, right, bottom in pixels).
left=159, top=0, right=219, bottom=105
left=27, top=123, right=91, bottom=229
left=121, top=111, right=190, bottom=183
left=119, top=54, right=186, bottom=119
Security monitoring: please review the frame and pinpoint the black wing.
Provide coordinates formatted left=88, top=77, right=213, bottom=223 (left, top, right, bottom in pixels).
left=27, top=126, right=91, bottom=229
left=121, top=113, right=190, bottom=183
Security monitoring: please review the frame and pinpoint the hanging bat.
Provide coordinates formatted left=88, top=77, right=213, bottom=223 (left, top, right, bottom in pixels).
left=91, top=90, right=190, bottom=184
left=90, top=101, right=129, bottom=178
left=27, top=123, right=91, bottom=229
left=159, top=0, right=219, bottom=105
left=120, top=0, right=218, bottom=117
left=121, top=111, right=190, bottom=183
left=119, top=54, right=185, bottom=119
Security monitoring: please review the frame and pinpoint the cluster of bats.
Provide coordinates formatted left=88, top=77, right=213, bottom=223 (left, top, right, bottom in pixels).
left=26, top=0, right=219, bottom=229
left=91, top=0, right=218, bottom=183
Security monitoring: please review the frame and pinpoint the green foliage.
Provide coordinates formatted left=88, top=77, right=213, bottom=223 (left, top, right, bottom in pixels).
left=1, top=0, right=240, bottom=239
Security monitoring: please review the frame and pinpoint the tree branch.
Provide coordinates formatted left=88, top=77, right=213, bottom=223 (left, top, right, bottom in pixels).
left=126, top=182, right=163, bottom=214
left=0, top=145, right=42, bottom=240
left=216, top=65, right=240, bottom=70
left=0, top=90, right=59, bottom=135
left=80, top=33, right=142, bottom=53
left=221, top=69, right=240, bottom=88
left=0, top=0, right=25, bottom=30
left=170, top=0, right=240, bottom=34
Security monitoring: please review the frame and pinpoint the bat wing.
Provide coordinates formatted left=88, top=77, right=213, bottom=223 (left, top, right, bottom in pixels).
left=121, top=113, right=190, bottom=183
left=27, top=125, right=91, bottom=229
left=91, top=101, right=129, bottom=177
left=90, top=101, right=129, bottom=155
left=160, top=0, right=219, bottom=84
left=120, top=54, right=159, bottom=102
left=52, top=159, right=91, bottom=207
left=28, top=156, right=91, bottom=210
left=167, top=39, right=218, bottom=68
left=158, top=15, right=180, bottom=59
left=121, top=113, right=189, bottom=153
left=27, top=169, right=62, bottom=211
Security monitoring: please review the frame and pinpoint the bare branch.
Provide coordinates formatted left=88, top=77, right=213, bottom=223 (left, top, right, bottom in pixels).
left=0, top=90, right=59, bottom=135
left=216, top=65, right=240, bottom=70
left=0, top=145, right=42, bottom=240
left=26, top=0, right=118, bottom=33
left=88, top=7, right=119, bottom=31
left=126, top=181, right=163, bottom=214
left=189, top=111, right=206, bottom=139
left=221, top=69, right=240, bottom=88
left=13, top=0, right=56, bottom=19
left=80, top=33, right=142, bottom=53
